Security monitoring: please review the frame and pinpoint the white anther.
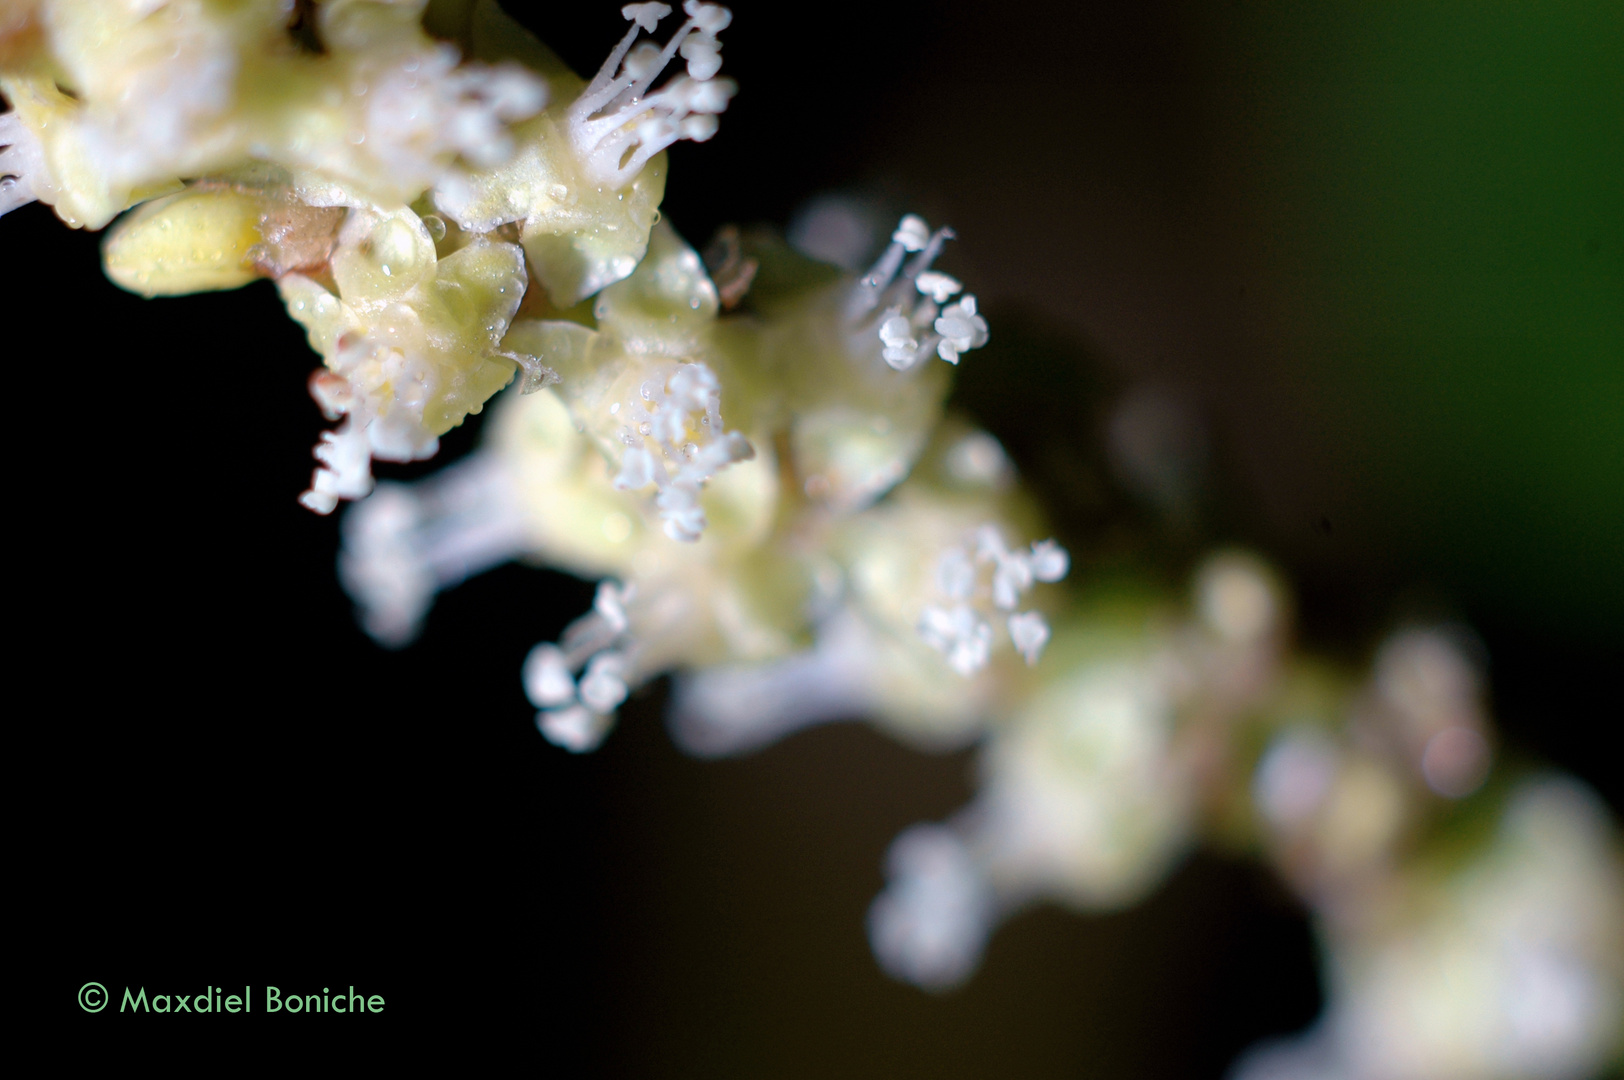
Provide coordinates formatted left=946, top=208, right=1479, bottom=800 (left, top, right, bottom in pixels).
left=680, top=114, right=719, bottom=141
left=681, top=36, right=723, bottom=80
left=615, top=446, right=659, bottom=490
left=1007, top=612, right=1051, bottom=665
left=686, top=77, right=736, bottom=113
left=622, top=2, right=672, bottom=32
left=578, top=651, right=631, bottom=713
left=934, top=294, right=989, bottom=365
left=309, top=371, right=356, bottom=420
left=637, top=115, right=680, bottom=145
left=915, top=271, right=962, bottom=304
left=880, top=315, right=917, bottom=349
left=918, top=605, right=993, bottom=677
left=684, top=0, right=733, bottom=34
left=657, top=485, right=708, bottom=542
left=538, top=705, right=612, bottom=753
left=937, top=547, right=976, bottom=600
left=893, top=215, right=931, bottom=252
left=523, top=644, right=577, bottom=707
left=974, top=525, right=1010, bottom=563
left=594, top=580, right=633, bottom=633
left=624, top=42, right=665, bottom=80
left=1029, top=540, right=1069, bottom=582
left=880, top=311, right=923, bottom=369
left=991, top=556, right=1033, bottom=611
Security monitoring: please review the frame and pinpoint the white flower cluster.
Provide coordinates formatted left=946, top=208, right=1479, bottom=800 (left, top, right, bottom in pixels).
left=10, top=9, right=1620, bottom=1078
left=918, top=527, right=1069, bottom=675
left=278, top=205, right=528, bottom=515
left=1235, top=777, right=1624, bottom=1080
left=610, top=362, right=754, bottom=541
left=852, top=215, right=989, bottom=371
left=565, top=1, right=736, bottom=188
left=0, top=0, right=551, bottom=228
left=523, top=581, right=638, bottom=752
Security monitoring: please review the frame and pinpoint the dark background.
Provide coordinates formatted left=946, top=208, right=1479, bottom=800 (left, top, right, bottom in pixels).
left=30, top=0, right=1620, bottom=1072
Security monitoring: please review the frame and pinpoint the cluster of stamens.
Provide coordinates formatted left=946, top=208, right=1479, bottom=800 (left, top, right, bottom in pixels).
left=370, top=53, right=548, bottom=174
left=523, top=581, right=639, bottom=752
left=566, top=1, right=736, bottom=188
left=917, top=526, right=1069, bottom=676
left=300, top=335, right=439, bottom=514
left=611, top=362, right=754, bottom=541
left=848, top=215, right=990, bottom=371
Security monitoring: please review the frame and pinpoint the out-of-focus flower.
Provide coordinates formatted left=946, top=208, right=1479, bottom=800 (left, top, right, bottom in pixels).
left=1234, top=776, right=1624, bottom=1080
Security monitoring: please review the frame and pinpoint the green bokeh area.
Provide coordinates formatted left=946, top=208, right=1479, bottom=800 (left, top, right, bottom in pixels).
left=1236, top=1, right=1623, bottom=638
